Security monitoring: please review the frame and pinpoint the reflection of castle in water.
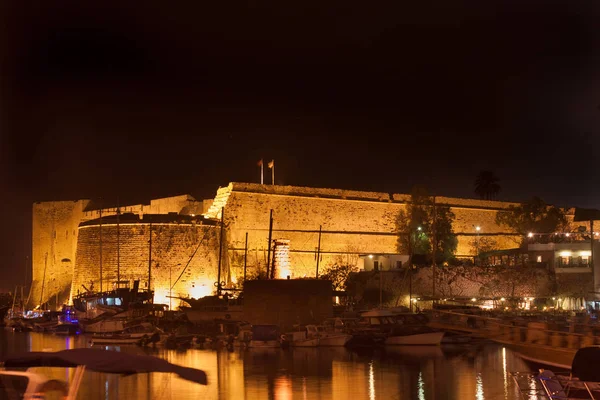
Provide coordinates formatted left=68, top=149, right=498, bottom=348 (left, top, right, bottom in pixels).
left=7, top=333, right=543, bottom=399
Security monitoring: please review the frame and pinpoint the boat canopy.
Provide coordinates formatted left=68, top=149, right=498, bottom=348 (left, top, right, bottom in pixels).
left=1, top=348, right=207, bottom=385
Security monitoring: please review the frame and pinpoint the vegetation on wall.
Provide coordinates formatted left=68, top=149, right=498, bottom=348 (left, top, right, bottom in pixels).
left=495, top=197, right=568, bottom=243
left=396, top=185, right=458, bottom=264
left=319, top=264, right=358, bottom=291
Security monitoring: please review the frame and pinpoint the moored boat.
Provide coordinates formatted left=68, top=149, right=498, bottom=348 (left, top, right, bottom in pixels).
left=248, top=324, right=281, bottom=348
left=348, top=309, right=445, bottom=346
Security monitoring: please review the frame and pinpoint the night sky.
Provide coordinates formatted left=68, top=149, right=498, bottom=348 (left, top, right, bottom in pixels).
left=1, top=2, right=600, bottom=289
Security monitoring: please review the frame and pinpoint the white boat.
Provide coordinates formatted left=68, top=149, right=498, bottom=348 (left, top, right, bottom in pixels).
left=305, top=324, right=352, bottom=347
left=355, top=309, right=445, bottom=346
left=0, top=348, right=207, bottom=399
left=90, top=322, right=163, bottom=346
left=284, top=329, right=319, bottom=347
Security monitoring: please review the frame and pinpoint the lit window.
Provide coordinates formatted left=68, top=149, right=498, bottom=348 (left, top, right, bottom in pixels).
left=536, top=256, right=542, bottom=263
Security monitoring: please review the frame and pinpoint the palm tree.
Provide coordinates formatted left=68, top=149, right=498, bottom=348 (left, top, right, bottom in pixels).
left=474, top=171, right=501, bottom=200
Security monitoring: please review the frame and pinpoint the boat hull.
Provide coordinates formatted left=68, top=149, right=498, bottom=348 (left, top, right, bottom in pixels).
left=318, top=334, right=352, bottom=347
left=248, top=340, right=280, bottom=348
left=385, top=331, right=445, bottom=346
left=291, top=338, right=319, bottom=347
left=496, top=340, right=575, bottom=370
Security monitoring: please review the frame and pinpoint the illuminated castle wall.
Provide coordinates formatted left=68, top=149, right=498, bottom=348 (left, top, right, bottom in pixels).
left=31, top=182, right=575, bottom=309
left=204, top=183, right=523, bottom=281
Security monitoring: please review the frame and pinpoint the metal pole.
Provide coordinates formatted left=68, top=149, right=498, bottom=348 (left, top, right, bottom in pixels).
left=379, top=270, right=383, bottom=308
left=99, top=207, right=103, bottom=292
left=169, top=264, right=172, bottom=311
left=117, top=200, right=120, bottom=285
left=244, top=232, right=248, bottom=282
left=592, top=220, right=595, bottom=295
left=217, top=207, right=225, bottom=295
left=409, top=266, right=413, bottom=312
left=432, top=195, right=437, bottom=304
left=40, top=253, right=47, bottom=308
left=148, top=221, right=152, bottom=294
left=316, top=225, right=322, bottom=278
left=266, top=209, right=273, bottom=279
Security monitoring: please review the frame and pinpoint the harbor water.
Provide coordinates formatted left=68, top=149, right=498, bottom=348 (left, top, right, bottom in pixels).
left=0, top=331, right=540, bottom=400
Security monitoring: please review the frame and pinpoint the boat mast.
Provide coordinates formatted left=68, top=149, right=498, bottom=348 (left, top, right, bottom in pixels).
left=117, top=199, right=120, bottom=286
left=243, top=232, right=248, bottom=283
left=148, top=221, right=152, bottom=294
left=217, top=207, right=224, bottom=296
left=99, top=205, right=103, bottom=293
left=316, top=225, right=322, bottom=278
left=40, top=252, right=47, bottom=308
left=266, top=209, right=273, bottom=279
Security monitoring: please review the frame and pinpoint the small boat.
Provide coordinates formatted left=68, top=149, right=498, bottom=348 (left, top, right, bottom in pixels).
left=348, top=309, right=445, bottom=347
left=91, top=336, right=144, bottom=345
left=248, top=324, right=281, bottom=348
left=305, top=324, right=352, bottom=347
left=511, top=347, right=600, bottom=399
left=283, top=329, right=319, bottom=347
left=90, top=322, right=163, bottom=346
left=0, top=348, right=207, bottom=399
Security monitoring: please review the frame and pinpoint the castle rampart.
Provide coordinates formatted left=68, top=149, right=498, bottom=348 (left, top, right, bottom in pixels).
left=31, top=182, right=590, bottom=308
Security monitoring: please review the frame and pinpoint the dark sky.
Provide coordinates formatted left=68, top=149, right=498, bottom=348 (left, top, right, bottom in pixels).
left=1, top=1, right=600, bottom=289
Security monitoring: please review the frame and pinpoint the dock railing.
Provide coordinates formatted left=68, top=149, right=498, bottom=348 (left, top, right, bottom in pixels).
left=428, top=309, right=600, bottom=349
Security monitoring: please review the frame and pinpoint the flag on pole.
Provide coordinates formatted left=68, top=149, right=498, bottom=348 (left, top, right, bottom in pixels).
left=258, top=159, right=264, bottom=184
left=268, top=160, right=275, bottom=185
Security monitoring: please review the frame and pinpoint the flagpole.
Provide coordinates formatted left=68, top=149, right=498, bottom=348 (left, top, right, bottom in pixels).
left=261, top=162, right=263, bottom=185
left=272, top=163, right=274, bottom=185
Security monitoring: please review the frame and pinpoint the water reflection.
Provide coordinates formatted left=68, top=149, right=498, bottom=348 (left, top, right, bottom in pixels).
left=0, top=331, right=539, bottom=400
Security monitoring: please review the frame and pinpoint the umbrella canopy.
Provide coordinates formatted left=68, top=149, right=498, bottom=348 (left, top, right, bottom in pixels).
left=1, top=348, right=207, bottom=385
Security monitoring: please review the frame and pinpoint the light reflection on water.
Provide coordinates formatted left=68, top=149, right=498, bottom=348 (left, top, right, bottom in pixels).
left=0, top=331, right=539, bottom=400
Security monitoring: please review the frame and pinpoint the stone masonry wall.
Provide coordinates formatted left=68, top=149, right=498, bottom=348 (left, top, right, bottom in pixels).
left=30, top=200, right=90, bottom=309
left=208, top=183, right=523, bottom=280
left=71, top=221, right=221, bottom=309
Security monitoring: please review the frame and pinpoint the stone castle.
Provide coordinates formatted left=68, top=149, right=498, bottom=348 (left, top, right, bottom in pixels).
left=30, top=182, right=569, bottom=309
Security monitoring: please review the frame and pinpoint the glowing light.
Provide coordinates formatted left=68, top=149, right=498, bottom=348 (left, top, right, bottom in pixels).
left=565, top=233, right=570, bottom=237
left=471, top=298, right=477, bottom=302
left=369, top=361, right=375, bottom=400
left=559, top=251, right=572, bottom=257
left=500, top=297, right=506, bottom=301
left=368, top=254, right=374, bottom=259
left=417, top=226, right=422, bottom=231
left=528, top=297, right=535, bottom=301
left=502, top=347, right=508, bottom=398
left=476, top=373, right=484, bottom=400
left=475, top=226, right=481, bottom=231
left=274, top=375, right=292, bottom=400
left=552, top=297, right=556, bottom=300
left=411, top=298, right=418, bottom=303
left=191, top=213, right=195, bottom=217
left=417, top=371, right=425, bottom=400
left=189, top=281, right=213, bottom=299
left=580, top=250, right=592, bottom=257
left=527, top=232, right=533, bottom=238
left=153, top=289, right=170, bottom=306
